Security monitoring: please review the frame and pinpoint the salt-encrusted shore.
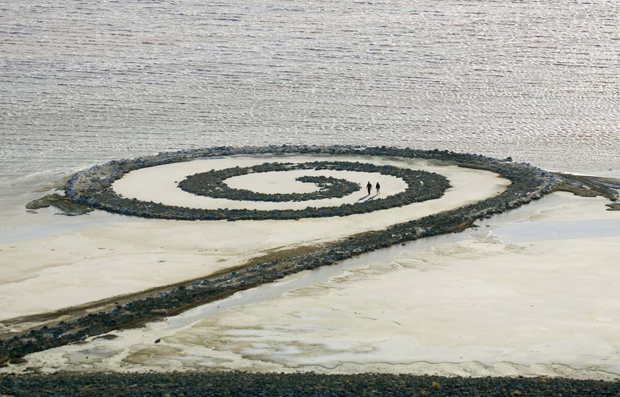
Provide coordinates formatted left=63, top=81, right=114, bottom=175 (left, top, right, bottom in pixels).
left=4, top=194, right=620, bottom=394
left=11, top=191, right=620, bottom=381
left=1, top=153, right=508, bottom=321
left=2, top=147, right=620, bottom=395
left=0, top=147, right=560, bottom=363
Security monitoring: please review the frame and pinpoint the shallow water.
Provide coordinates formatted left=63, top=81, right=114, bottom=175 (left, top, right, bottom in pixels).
left=2, top=0, right=620, bottom=188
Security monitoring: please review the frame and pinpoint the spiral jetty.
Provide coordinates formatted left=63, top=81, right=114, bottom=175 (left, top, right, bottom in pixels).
left=0, top=146, right=577, bottom=365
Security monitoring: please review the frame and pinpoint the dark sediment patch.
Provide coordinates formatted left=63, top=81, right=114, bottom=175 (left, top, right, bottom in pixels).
left=2, top=146, right=562, bottom=364
left=1, top=372, right=619, bottom=396
left=25, top=194, right=92, bottom=216
left=606, top=203, right=620, bottom=211
left=552, top=173, right=620, bottom=206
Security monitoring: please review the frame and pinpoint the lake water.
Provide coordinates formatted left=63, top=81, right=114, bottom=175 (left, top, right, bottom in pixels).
left=1, top=0, right=619, bottom=190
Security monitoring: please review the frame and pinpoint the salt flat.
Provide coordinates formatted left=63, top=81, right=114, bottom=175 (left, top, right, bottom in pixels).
left=0, top=155, right=508, bottom=322
left=12, top=192, right=620, bottom=380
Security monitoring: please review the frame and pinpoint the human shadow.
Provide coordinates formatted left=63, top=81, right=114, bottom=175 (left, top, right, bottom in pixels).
left=359, top=194, right=379, bottom=201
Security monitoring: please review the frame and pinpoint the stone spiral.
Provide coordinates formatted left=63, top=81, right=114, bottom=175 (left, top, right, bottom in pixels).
left=64, top=146, right=559, bottom=222
left=67, top=158, right=449, bottom=220
left=178, top=162, right=364, bottom=202
left=2, top=146, right=562, bottom=364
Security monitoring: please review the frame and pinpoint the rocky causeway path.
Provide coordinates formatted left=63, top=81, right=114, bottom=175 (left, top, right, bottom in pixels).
left=4, top=146, right=620, bottom=395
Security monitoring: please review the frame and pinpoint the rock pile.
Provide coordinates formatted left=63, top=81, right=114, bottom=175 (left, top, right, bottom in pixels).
left=179, top=161, right=362, bottom=202
left=67, top=155, right=452, bottom=220
left=2, top=371, right=619, bottom=396
left=63, top=146, right=559, bottom=221
left=178, top=161, right=450, bottom=217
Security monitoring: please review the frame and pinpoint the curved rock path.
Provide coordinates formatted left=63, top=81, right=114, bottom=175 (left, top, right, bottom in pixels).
left=1, top=146, right=562, bottom=373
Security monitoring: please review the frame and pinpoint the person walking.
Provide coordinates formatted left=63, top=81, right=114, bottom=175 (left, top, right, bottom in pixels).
left=375, top=182, right=381, bottom=195
left=366, top=181, right=372, bottom=195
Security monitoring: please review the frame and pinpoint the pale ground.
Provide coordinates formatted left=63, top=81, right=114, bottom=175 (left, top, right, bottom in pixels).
left=6, top=192, right=620, bottom=380
left=0, top=155, right=508, bottom=322
left=113, top=156, right=411, bottom=210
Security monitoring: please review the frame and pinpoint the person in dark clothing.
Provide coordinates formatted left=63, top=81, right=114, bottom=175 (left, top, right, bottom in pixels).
left=366, top=181, right=372, bottom=195
left=375, top=182, right=381, bottom=195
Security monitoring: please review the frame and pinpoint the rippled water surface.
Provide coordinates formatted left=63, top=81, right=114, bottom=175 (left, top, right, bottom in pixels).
left=1, top=0, right=620, bottom=184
